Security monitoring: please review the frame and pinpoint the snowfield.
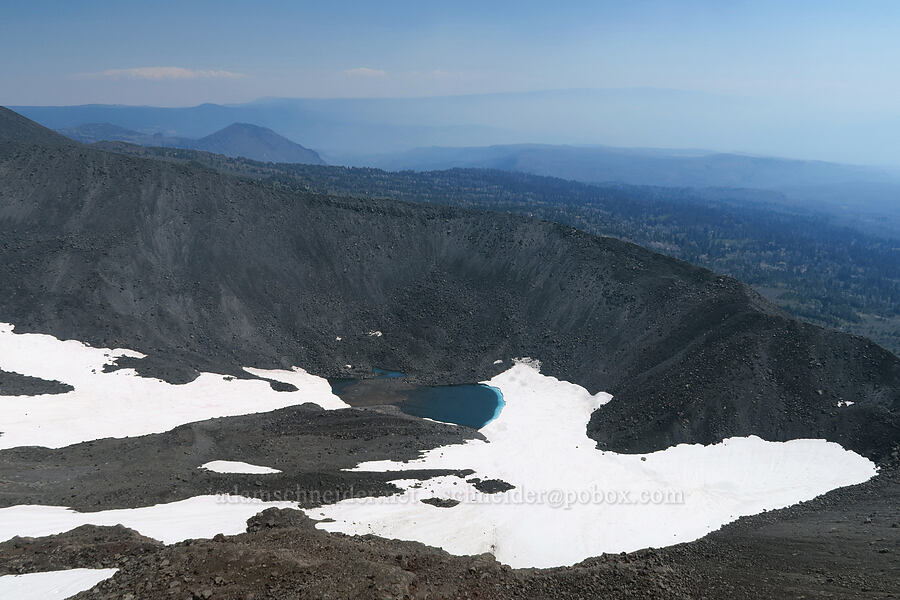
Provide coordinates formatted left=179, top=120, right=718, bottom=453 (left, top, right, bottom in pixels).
left=200, top=460, right=283, bottom=474
left=312, top=362, right=878, bottom=568
left=0, top=325, right=879, bottom=569
left=0, top=568, right=118, bottom=600
left=0, top=322, right=348, bottom=449
left=0, top=496, right=297, bottom=545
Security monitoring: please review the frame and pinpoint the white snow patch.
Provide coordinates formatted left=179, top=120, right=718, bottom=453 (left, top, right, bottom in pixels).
left=493, top=359, right=503, bottom=365
left=367, top=330, right=383, bottom=337
left=838, top=400, right=855, bottom=407
left=0, top=568, right=118, bottom=600
left=0, top=495, right=296, bottom=545
left=313, top=363, right=878, bottom=568
left=0, top=323, right=348, bottom=449
left=200, top=460, right=282, bottom=474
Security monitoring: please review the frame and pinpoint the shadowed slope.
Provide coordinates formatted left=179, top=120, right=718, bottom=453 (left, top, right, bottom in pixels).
left=0, top=109, right=897, bottom=460
left=0, top=107, right=74, bottom=146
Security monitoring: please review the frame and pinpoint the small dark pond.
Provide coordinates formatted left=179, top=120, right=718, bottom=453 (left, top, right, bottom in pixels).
left=329, top=368, right=504, bottom=429
left=398, top=383, right=504, bottom=429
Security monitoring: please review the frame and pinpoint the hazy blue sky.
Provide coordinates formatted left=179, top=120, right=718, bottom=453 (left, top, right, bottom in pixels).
left=3, top=1, right=900, bottom=163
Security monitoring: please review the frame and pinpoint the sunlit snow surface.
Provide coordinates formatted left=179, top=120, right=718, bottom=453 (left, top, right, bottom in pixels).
left=0, top=324, right=879, bottom=568
left=313, top=363, right=878, bottom=568
left=0, top=322, right=348, bottom=449
left=200, top=460, right=282, bottom=474
left=0, top=568, right=118, bottom=600
left=0, top=496, right=297, bottom=544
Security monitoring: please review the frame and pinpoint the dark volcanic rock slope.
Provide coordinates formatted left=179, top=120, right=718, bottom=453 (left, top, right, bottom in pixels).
left=0, top=107, right=74, bottom=146
left=0, top=108, right=898, bottom=460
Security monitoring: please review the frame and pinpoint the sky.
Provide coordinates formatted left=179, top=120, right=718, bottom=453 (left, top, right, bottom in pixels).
left=2, top=1, right=900, bottom=163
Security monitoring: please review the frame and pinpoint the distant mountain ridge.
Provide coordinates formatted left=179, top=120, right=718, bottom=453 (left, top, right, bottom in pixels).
left=16, top=93, right=900, bottom=179
left=364, top=143, right=896, bottom=189
left=13, top=89, right=900, bottom=165
left=195, top=123, right=324, bottom=164
left=58, top=122, right=194, bottom=147
left=360, top=143, right=900, bottom=239
left=59, top=121, right=325, bottom=165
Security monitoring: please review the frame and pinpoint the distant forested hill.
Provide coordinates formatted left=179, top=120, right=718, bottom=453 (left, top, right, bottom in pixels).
left=95, top=142, right=900, bottom=356
left=367, top=144, right=892, bottom=189
left=366, top=144, right=900, bottom=240
left=60, top=122, right=325, bottom=165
